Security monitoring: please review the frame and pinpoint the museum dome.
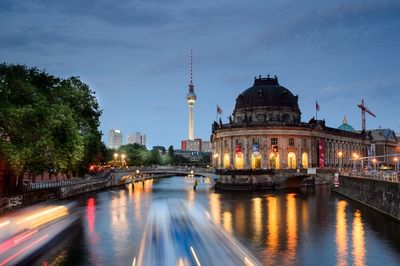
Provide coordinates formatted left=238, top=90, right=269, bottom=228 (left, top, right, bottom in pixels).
left=338, top=116, right=355, bottom=132
left=234, top=75, right=300, bottom=112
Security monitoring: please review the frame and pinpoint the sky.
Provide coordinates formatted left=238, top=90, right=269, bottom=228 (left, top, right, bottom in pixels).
left=1, top=0, right=400, bottom=148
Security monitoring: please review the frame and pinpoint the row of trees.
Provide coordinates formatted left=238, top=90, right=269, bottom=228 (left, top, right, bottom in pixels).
left=115, top=144, right=184, bottom=166
left=114, top=144, right=210, bottom=166
left=0, top=64, right=105, bottom=192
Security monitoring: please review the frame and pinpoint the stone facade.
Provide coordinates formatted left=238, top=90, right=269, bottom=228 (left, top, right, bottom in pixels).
left=211, top=75, right=370, bottom=170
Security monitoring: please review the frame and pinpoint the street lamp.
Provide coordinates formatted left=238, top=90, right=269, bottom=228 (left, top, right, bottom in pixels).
left=352, top=153, right=359, bottom=171
left=114, top=153, right=118, bottom=159
left=121, top=154, right=126, bottom=167
left=394, top=157, right=398, bottom=172
left=372, top=158, right=377, bottom=172
left=337, top=151, right=343, bottom=171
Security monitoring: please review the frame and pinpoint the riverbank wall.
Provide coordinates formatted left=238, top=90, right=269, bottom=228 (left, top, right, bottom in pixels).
left=333, top=175, right=400, bottom=221
left=0, top=173, right=133, bottom=214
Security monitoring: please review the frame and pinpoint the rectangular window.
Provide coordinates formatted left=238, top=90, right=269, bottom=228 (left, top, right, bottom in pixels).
left=252, top=139, right=259, bottom=145
left=302, top=139, right=307, bottom=146
left=271, top=138, right=278, bottom=146
left=289, top=138, right=295, bottom=147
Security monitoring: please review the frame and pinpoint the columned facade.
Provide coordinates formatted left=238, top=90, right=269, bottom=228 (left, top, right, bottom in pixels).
left=211, top=75, right=370, bottom=170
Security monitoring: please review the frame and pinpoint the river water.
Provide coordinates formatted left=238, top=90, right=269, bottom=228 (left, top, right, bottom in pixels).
left=33, top=176, right=400, bottom=266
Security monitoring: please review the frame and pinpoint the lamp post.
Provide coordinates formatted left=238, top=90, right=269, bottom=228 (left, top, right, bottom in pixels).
left=337, top=151, right=343, bottom=171
left=113, top=153, right=119, bottom=167
left=394, top=157, right=399, bottom=172
left=121, top=154, right=126, bottom=167
left=372, top=158, right=377, bottom=172
left=352, top=153, right=359, bottom=171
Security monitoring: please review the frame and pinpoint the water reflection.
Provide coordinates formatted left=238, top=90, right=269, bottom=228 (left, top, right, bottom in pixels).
left=187, top=189, right=195, bottom=207
left=266, top=195, right=280, bottom=258
left=336, top=200, right=348, bottom=266
left=223, top=211, right=233, bottom=233
left=352, top=210, right=366, bottom=266
left=28, top=176, right=400, bottom=266
left=253, top=197, right=263, bottom=241
left=234, top=202, right=245, bottom=235
left=133, top=179, right=153, bottom=220
left=285, top=193, right=298, bottom=265
left=209, top=193, right=221, bottom=225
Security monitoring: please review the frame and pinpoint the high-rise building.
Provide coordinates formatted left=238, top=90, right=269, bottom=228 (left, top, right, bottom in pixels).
left=108, top=129, right=123, bottom=149
left=186, top=49, right=197, bottom=140
left=127, top=132, right=146, bottom=147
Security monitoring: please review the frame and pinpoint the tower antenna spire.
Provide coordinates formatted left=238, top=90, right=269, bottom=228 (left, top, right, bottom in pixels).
left=190, top=48, right=193, bottom=85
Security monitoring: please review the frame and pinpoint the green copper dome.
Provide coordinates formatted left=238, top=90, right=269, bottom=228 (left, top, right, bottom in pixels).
left=338, top=116, right=355, bottom=132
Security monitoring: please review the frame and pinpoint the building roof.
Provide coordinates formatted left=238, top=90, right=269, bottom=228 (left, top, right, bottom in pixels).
left=234, top=75, right=300, bottom=111
left=370, top=129, right=398, bottom=143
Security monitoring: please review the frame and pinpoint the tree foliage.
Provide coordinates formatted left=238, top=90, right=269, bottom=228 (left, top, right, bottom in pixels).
left=118, top=143, right=147, bottom=166
left=0, top=64, right=102, bottom=190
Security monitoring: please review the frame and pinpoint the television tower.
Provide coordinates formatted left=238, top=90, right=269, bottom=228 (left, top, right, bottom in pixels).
left=186, top=49, right=197, bottom=140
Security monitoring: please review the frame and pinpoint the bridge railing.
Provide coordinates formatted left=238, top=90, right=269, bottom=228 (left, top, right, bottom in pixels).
left=23, top=178, right=107, bottom=192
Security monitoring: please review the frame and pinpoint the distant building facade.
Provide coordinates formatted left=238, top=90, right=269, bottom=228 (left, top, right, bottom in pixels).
left=181, top=139, right=212, bottom=153
left=127, top=132, right=146, bottom=147
left=369, top=129, right=400, bottom=165
left=108, top=129, right=123, bottom=149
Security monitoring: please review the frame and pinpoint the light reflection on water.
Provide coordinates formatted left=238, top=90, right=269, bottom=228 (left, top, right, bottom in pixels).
left=33, top=176, right=400, bottom=266
left=352, top=210, right=366, bottom=266
left=336, top=200, right=348, bottom=266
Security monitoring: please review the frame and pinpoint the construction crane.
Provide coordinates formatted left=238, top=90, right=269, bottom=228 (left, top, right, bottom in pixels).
left=357, top=99, right=376, bottom=131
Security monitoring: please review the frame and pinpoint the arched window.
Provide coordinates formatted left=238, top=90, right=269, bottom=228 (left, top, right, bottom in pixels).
left=269, top=152, right=280, bottom=169
left=235, top=152, right=244, bottom=169
left=302, top=152, right=309, bottom=169
left=251, top=152, right=262, bottom=169
left=288, top=152, right=296, bottom=169
left=223, top=153, right=230, bottom=169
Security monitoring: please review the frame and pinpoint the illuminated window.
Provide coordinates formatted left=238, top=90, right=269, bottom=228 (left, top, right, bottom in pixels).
left=269, top=152, right=280, bottom=169
left=287, top=152, right=296, bottom=169
left=235, top=152, right=244, bottom=169
left=302, top=152, right=308, bottom=169
left=251, top=153, right=262, bottom=169
left=223, top=153, right=230, bottom=169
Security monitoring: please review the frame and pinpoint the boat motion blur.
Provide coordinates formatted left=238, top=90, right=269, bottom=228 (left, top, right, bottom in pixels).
left=134, top=199, right=261, bottom=266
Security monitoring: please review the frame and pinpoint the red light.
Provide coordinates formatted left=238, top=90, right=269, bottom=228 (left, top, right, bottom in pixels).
left=0, top=229, right=38, bottom=254
left=0, top=235, right=48, bottom=266
left=87, top=198, right=96, bottom=235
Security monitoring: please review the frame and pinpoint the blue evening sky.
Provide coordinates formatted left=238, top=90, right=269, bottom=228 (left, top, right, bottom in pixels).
left=1, top=0, right=399, bottom=148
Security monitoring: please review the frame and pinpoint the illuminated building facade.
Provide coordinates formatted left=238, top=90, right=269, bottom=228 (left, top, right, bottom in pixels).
left=211, top=75, right=371, bottom=170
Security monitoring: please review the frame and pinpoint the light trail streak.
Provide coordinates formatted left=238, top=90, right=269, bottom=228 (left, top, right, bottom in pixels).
left=0, top=221, right=10, bottom=228
left=13, top=230, right=38, bottom=245
left=190, top=246, right=201, bottom=266
left=0, top=234, right=49, bottom=266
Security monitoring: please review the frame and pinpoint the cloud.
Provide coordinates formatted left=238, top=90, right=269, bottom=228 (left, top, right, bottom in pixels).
left=0, top=0, right=175, bottom=27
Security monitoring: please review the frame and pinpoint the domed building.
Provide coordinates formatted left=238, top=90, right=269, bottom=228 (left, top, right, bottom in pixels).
left=338, top=116, right=356, bottom=132
left=211, top=75, right=371, bottom=170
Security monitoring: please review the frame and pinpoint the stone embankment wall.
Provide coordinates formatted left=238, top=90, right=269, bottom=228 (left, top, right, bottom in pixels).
left=333, top=175, right=400, bottom=221
left=0, top=173, right=133, bottom=214
left=59, top=181, right=108, bottom=198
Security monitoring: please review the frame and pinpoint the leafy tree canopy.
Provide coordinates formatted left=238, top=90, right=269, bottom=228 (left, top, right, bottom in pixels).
left=0, top=64, right=103, bottom=189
